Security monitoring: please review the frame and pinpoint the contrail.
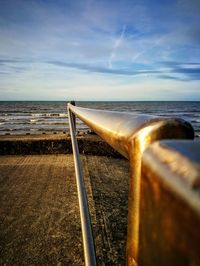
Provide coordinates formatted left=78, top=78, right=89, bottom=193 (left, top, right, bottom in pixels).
left=132, top=37, right=164, bottom=61
left=108, top=25, right=126, bottom=69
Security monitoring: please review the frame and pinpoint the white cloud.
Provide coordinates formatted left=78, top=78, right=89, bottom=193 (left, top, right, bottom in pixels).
left=0, top=0, right=199, bottom=100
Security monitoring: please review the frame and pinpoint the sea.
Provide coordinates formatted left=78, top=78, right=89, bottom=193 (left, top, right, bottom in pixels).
left=0, top=101, right=199, bottom=139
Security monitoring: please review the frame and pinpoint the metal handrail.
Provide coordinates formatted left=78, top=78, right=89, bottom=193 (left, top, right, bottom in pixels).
left=67, top=102, right=194, bottom=265
left=68, top=105, right=97, bottom=266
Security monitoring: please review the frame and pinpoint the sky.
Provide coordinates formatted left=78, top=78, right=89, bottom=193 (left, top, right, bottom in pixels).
left=0, top=0, right=200, bottom=101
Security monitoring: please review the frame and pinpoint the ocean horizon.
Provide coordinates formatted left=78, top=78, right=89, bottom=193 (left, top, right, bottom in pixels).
left=0, top=101, right=199, bottom=138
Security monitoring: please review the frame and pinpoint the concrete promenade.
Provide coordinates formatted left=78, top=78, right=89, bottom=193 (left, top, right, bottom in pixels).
left=0, top=153, right=129, bottom=265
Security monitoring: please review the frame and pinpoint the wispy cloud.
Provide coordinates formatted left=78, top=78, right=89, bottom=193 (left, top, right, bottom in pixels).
left=48, top=60, right=161, bottom=76
left=1, top=57, right=200, bottom=81
left=48, top=60, right=200, bottom=81
left=132, top=36, right=164, bottom=61
left=0, top=0, right=199, bottom=100
left=108, top=25, right=126, bottom=69
left=160, top=61, right=200, bottom=80
left=157, top=74, right=184, bottom=81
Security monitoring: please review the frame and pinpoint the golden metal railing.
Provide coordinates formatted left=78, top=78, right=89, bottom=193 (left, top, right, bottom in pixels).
left=67, top=102, right=198, bottom=266
left=139, top=140, right=200, bottom=266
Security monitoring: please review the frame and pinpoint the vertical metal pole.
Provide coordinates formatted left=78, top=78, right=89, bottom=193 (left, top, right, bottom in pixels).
left=70, top=101, right=76, bottom=131
left=68, top=106, right=97, bottom=266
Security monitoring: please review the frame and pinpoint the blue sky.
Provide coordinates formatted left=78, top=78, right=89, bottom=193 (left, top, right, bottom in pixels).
left=0, top=0, right=200, bottom=100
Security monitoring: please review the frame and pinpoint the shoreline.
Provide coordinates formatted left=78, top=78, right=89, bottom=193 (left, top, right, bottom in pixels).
left=0, top=133, right=123, bottom=157
left=1, top=132, right=199, bottom=156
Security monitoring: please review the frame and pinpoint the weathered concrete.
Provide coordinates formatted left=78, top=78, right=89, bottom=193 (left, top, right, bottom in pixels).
left=0, top=154, right=129, bottom=265
left=0, top=134, right=122, bottom=157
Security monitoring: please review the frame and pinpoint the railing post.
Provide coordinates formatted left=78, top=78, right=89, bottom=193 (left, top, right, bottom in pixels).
left=70, top=101, right=76, bottom=131
left=67, top=104, right=97, bottom=266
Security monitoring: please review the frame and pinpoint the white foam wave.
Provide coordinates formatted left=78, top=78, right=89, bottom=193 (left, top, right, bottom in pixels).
left=30, top=119, right=38, bottom=123
left=31, top=113, right=68, bottom=118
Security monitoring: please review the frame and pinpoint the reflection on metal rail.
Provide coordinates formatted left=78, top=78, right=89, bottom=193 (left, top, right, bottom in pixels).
left=68, top=104, right=97, bottom=266
left=68, top=102, right=194, bottom=266
left=139, top=140, right=200, bottom=266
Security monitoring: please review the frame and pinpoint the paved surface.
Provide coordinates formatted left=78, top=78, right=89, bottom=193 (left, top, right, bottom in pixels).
left=0, top=154, right=129, bottom=265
